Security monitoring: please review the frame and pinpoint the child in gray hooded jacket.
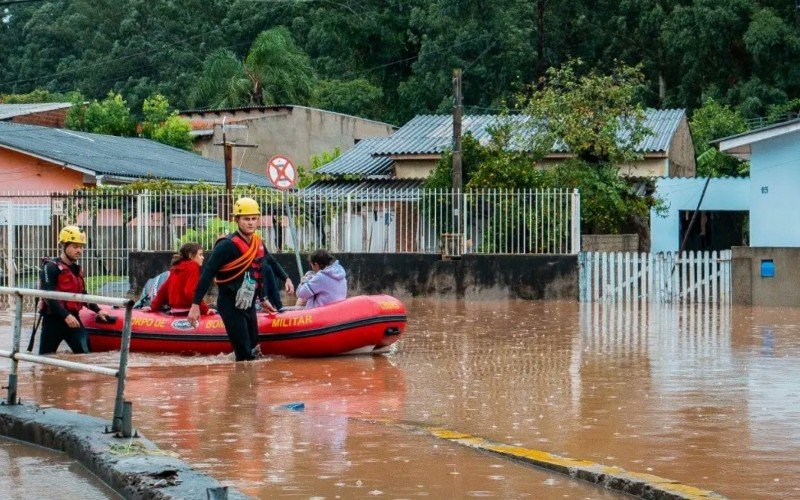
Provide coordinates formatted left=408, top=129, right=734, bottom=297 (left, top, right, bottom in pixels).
left=296, top=249, right=347, bottom=309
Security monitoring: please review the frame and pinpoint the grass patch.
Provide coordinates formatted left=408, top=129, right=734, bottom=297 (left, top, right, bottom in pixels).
left=109, top=440, right=177, bottom=457
left=84, top=275, right=127, bottom=294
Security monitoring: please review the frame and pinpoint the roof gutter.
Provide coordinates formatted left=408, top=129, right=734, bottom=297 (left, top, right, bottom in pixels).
left=95, top=174, right=229, bottom=186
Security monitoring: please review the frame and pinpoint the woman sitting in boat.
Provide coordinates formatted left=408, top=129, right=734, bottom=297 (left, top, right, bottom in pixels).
left=295, top=249, right=347, bottom=309
left=146, top=242, right=215, bottom=315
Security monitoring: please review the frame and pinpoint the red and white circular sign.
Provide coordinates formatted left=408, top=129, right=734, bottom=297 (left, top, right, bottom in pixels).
left=266, top=155, right=298, bottom=190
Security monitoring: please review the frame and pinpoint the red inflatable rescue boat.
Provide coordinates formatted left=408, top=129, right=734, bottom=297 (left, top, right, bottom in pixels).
left=82, top=295, right=406, bottom=357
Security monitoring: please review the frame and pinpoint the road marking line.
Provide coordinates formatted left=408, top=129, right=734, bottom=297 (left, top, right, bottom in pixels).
left=356, top=419, right=725, bottom=499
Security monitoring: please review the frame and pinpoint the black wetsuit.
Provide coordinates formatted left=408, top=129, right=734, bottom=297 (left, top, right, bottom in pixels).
left=193, top=234, right=287, bottom=361
left=39, top=260, right=101, bottom=354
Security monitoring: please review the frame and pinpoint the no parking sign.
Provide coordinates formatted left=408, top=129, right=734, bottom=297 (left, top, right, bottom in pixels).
left=266, top=155, right=298, bottom=190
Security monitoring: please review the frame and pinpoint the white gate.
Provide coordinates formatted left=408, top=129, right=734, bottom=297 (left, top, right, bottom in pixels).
left=579, top=251, right=732, bottom=303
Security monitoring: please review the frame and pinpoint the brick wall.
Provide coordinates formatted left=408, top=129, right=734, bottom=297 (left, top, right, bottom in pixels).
left=11, top=108, right=70, bottom=128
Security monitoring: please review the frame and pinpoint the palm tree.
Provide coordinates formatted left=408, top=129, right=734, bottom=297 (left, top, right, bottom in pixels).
left=189, top=27, right=317, bottom=108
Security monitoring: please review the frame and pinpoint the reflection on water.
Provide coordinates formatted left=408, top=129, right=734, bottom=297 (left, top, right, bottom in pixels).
left=0, top=299, right=799, bottom=498
left=0, top=437, right=116, bottom=499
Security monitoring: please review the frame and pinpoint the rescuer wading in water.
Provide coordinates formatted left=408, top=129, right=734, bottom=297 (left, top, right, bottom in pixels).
left=38, top=226, right=111, bottom=354
left=188, top=198, right=294, bottom=361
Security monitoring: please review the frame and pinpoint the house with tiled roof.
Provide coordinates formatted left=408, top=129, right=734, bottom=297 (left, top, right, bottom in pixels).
left=0, top=121, right=268, bottom=192
left=311, top=109, right=695, bottom=193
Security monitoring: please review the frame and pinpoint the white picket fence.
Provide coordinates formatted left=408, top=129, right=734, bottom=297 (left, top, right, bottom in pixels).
left=579, top=250, right=732, bottom=304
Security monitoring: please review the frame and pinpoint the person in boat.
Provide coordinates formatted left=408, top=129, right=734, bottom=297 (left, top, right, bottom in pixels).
left=188, top=197, right=294, bottom=361
left=133, top=270, right=169, bottom=309
left=145, top=242, right=215, bottom=315
left=295, top=249, right=347, bottom=309
left=38, top=225, right=111, bottom=354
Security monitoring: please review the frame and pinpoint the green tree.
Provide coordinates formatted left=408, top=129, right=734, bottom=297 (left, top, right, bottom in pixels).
left=297, top=147, right=341, bottom=188
left=149, top=115, right=193, bottom=151
left=315, top=79, right=383, bottom=118
left=297, top=0, right=421, bottom=124
left=64, top=96, right=87, bottom=130
left=766, top=98, right=800, bottom=123
left=690, top=98, right=748, bottom=176
left=516, top=60, right=650, bottom=165
left=141, top=94, right=172, bottom=136
left=189, top=27, right=317, bottom=109
left=67, top=91, right=135, bottom=136
left=425, top=134, right=494, bottom=188
left=141, top=94, right=193, bottom=150
left=0, top=88, right=81, bottom=104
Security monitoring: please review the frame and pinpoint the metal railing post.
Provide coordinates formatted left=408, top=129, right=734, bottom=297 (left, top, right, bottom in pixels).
left=345, top=194, right=352, bottom=252
left=6, top=293, right=23, bottom=404
left=571, top=188, right=581, bottom=254
left=5, top=205, right=14, bottom=289
left=112, top=304, right=134, bottom=433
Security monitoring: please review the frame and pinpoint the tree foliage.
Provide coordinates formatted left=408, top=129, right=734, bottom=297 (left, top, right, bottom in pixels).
left=426, top=61, right=660, bottom=235
left=65, top=91, right=193, bottom=149
left=0, top=88, right=81, bottom=103
left=315, top=79, right=383, bottom=118
left=689, top=98, right=749, bottom=176
left=3, top=0, right=800, bottom=125
left=68, top=91, right=136, bottom=136
left=141, top=94, right=193, bottom=150
left=188, top=27, right=316, bottom=109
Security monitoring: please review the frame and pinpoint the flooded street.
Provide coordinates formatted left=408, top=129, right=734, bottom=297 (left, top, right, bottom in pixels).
left=1, top=298, right=799, bottom=498
left=0, top=437, right=117, bottom=499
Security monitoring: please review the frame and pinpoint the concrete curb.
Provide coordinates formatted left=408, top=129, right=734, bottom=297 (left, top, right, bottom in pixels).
left=360, top=419, right=726, bottom=500
left=0, top=403, right=249, bottom=499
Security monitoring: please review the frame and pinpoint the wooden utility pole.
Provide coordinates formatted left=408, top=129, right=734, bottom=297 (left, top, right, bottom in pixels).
left=451, top=68, right=463, bottom=257
left=214, top=129, right=257, bottom=219
left=452, top=68, right=463, bottom=191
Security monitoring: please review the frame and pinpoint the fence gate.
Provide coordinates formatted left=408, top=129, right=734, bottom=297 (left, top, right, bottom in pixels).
left=579, top=250, right=732, bottom=304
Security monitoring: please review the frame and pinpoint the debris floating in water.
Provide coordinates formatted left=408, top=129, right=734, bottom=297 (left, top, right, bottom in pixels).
left=274, top=402, right=305, bottom=412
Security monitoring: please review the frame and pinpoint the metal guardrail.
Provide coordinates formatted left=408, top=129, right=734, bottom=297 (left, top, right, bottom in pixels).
left=0, top=287, right=135, bottom=437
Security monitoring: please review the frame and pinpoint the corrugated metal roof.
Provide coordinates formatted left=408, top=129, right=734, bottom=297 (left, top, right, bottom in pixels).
left=315, top=138, right=394, bottom=177
left=179, top=104, right=295, bottom=115
left=372, top=109, right=686, bottom=155
left=0, top=102, right=73, bottom=120
left=301, top=178, right=424, bottom=198
left=0, top=122, right=269, bottom=186
left=638, top=109, right=685, bottom=152
left=711, top=116, right=800, bottom=144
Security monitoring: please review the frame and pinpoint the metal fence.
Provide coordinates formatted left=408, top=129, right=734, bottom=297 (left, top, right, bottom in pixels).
left=0, top=188, right=580, bottom=293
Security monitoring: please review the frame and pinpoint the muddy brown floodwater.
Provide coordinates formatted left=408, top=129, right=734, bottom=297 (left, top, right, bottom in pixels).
left=0, top=437, right=117, bottom=499
left=0, top=298, right=799, bottom=498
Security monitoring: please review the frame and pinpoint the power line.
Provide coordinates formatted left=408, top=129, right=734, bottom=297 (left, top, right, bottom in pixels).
left=0, top=25, right=231, bottom=88
left=340, top=33, right=493, bottom=78
left=0, top=0, right=50, bottom=5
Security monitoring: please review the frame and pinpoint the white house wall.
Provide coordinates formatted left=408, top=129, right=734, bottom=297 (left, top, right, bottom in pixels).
left=650, top=177, right=750, bottom=253
left=750, top=132, right=800, bottom=247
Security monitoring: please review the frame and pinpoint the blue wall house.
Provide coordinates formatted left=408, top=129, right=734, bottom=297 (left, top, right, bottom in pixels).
left=713, top=118, right=800, bottom=306
left=649, top=176, right=750, bottom=253
left=651, top=118, right=800, bottom=253
left=716, top=119, right=800, bottom=247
